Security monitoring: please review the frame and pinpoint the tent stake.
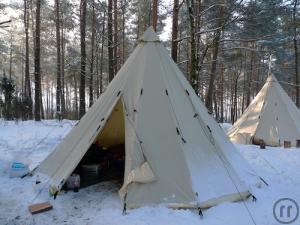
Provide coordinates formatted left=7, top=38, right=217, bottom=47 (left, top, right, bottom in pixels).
left=198, top=207, right=203, bottom=218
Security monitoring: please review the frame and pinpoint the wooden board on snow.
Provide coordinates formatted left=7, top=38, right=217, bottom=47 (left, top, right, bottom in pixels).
left=28, top=202, right=53, bottom=215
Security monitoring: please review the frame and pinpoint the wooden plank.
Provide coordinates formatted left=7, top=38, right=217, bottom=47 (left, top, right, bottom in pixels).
left=29, top=202, right=53, bottom=215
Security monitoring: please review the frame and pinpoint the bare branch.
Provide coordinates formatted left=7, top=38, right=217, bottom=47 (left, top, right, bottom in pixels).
left=0, top=20, right=12, bottom=26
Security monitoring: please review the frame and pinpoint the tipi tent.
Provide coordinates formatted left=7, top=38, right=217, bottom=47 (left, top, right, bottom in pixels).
left=228, top=73, right=300, bottom=146
left=37, top=27, right=255, bottom=209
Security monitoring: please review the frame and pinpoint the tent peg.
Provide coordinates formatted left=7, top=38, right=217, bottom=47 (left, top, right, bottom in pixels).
left=198, top=207, right=203, bottom=218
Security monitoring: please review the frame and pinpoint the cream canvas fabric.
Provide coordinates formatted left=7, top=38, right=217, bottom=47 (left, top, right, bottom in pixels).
left=228, top=74, right=300, bottom=146
left=37, top=27, right=255, bottom=209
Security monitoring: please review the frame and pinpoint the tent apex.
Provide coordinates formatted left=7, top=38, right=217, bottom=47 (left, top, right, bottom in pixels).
left=139, top=26, right=160, bottom=43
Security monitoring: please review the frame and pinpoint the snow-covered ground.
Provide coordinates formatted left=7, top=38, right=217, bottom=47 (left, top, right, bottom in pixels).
left=219, top=123, right=233, bottom=132
left=1, top=120, right=300, bottom=225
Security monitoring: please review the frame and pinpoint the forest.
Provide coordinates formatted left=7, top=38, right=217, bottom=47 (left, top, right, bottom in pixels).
left=0, top=0, right=299, bottom=122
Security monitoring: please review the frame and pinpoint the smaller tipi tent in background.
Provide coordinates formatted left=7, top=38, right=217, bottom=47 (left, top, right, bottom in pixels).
left=228, top=71, right=300, bottom=147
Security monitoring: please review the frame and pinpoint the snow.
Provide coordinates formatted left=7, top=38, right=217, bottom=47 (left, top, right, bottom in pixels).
left=220, top=123, right=233, bottom=132
left=1, top=120, right=300, bottom=225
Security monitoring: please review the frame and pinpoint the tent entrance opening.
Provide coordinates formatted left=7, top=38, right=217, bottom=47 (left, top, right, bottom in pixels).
left=71, top=99, right=125, bottom=189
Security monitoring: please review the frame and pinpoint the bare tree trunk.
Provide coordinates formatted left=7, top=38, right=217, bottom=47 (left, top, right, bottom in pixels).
left=205, top=3, right=224, bottom=113
left=40, top=83, right=45, bottom=119
left=293, top=0, right=299, bottom=107
left=79, top=0, right=86, bottom=118
left=46, top=80, right=49, bottom=118
left=95, top=42, right=100, bottom=99
left=51, top=82, right=54, bottom=118
left=34, top=0, right=41, bottom=121
left=108, top=0, right=114, bottom=82
left=121, top=0, right=125, bottom=64
left=152, top=0, right=158, bottom=31
left=24, top=0, right=32, bottom=119
left=220, top=63, right=224, bottom=122
left=89, top=0, right=95, bottom=107
left=232, top=76, right=238, bottom=123
left=55, top=0, right=62, bottom=119
left=171, top=0, right=179, bottom=63
left=113, top=0, right=118, bottom=74
left=100, top=19, right=105, bottom=94
left=246, top=49, right=253, bottom=107
left=186, top=0, right=198, bottom=93
left=9, top=34, right=13, bottom=80
left=61, top=6, right=65, bottom=118
left=64, top=81, right=67, bottom=115
left=74, top=73, right=78, bottom=120
left=213, top=91, right=218, bottom=120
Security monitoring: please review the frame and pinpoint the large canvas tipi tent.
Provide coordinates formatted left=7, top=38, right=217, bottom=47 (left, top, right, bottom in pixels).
left=37, top=27, right=255, bottom=209
left=228, top=73, right=300, bottom=146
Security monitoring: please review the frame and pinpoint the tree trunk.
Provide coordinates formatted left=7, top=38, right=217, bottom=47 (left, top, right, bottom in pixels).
left=186, top=0, right=198, bottom=93
left=9, top=35, right=13, bottom=80
left=293, top=0, right=299, bottom=107
left=113, top=0, right=118, bottom=74
left=89, top=0, right=95, bottom=107
left=171, top=0, right=179, bottom=63
left=220, top=63, right=224, bottom=122
left=95, top=42, right=100, bottom=99
left=246, top=49, right=254, bottom=107
left=61, top=6, right=66, bottom=118
left=152, top=0, right=158, bottom=31
left=55, top=0, right=62, bottom=119
left=74, top=73, right=78, bottom=119
left=108, top=0, right=114, bottom=82
left=34, top=0, right=41, bottom=121
left=100, top=19, right=105, bottom=94
left=205, top=3, right=224, bottom=113
left=79, top=0, right=86, bottom=118
left=24, top=0, right=32, bottom=119
left=121, top=0, right=125, bottom=64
